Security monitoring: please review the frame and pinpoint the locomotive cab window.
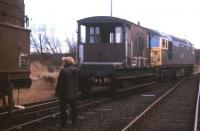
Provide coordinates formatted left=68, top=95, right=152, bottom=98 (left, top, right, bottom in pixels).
left=151, top=37, right=160, bottom=47
left=162, top=39, right=168, bottom=49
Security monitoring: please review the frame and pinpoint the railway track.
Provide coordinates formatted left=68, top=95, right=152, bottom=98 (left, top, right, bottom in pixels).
left=0, top=98, right=59, bottom=116
left=0, top=80, right=165, bottom=131
left=25, top=80, right=180, bottom=131
left=1, top=96, right=110, bottom=131
left=121, top=76, right=199, bottom=131
left=0, top=98, right=59, bottom=130
left=1, top=78, right=188, bottom=131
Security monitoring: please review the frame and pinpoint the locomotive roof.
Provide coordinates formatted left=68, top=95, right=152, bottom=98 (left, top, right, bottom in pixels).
left=78, top=16, right=133, bottom=25
left=149, top=29, right=193, bottom=46
left=196, top=49, right=200, bottom=53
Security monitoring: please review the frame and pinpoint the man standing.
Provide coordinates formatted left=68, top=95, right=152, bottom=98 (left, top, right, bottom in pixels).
left=55, top=56, right=79, bottom=127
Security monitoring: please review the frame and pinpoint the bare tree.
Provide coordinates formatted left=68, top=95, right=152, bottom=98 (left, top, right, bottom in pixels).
left=65, top=37, right=77, bottom=53
left=30, top=25, right=62, bottom=54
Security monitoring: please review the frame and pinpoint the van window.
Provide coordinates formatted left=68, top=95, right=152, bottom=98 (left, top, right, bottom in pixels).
left=86, top=25, right=123, bottom=44
left=125, top=26, right=130, bottom=44
left=110, top=33, right=114, bottom=43
left=80, top=25, right=86, bottom=43
left=95, top=27, right=100, bottom=35
left=115, top=27, right=122, bottom=43
left=89, top=26, right=100, bottom=43
left=90, top=36, right=94, bottom=43
left=90, top=27, right=94, bottom=35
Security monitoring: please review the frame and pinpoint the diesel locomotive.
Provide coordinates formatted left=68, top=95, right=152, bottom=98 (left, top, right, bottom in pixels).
left=77, top=16, right=195, bottom=93
left=0, top=0, right=31, bottom=107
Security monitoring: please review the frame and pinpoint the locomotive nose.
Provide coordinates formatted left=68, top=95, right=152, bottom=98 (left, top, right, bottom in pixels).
left=151, top=49, right=161, bottom=66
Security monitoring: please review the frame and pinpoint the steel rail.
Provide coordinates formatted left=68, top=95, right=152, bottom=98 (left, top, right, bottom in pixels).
left=121, top=79, right=184, bottom=131
left=0, top=98, right=59, bottom=116
left=194, top=78, right=200, bottom=131
left=3, top=99, right=108, bottom=131
left=12, top=106, right=59, bottom=119
left=3, top=112, right=60, bottom=131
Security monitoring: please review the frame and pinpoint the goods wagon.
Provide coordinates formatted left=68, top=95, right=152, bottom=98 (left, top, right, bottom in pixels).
left=0, top=0, right=31, bottom=108
left=77, top=16, right=194, bottom=94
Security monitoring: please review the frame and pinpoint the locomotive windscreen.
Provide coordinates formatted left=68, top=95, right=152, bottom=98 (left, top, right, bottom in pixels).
left=151, top=37, right=160, bottom=47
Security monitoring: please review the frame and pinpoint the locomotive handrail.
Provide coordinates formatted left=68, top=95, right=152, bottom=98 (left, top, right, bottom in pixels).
left=81, top=62, right=122, bottom=65
left=132, top=56, right=148, bottom=60
left=132, top=57, right=148, bottom=68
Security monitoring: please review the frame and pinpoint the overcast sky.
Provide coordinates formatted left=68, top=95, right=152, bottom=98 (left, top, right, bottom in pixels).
left=25, top=0, right=200, bottom=49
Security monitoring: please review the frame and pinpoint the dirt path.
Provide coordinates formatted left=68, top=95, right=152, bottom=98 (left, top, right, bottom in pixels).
left=12, top=61, right=60, bottom=105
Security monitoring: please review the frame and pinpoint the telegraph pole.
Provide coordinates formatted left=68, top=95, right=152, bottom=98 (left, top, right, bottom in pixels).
left=111, top=0, right=113, bottom=17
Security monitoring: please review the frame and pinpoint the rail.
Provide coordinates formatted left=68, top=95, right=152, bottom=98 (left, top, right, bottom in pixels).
left=121, top=79, right=184, bottom=131
left=194, top=77, right=200, bottom=131
left=0, top=98, right=59, bottom=116
left=3, top=80, right=164, bottom=131
left=2, top=98, right=109, bottom=131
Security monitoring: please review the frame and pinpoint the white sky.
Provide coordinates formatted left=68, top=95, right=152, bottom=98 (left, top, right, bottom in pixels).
left=25, top=0, right=200, bottom=49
